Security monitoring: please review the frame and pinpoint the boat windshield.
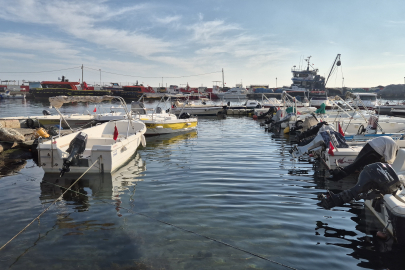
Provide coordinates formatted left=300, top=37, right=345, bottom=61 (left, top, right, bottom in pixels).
left=359, top=95, right=376, bottom=101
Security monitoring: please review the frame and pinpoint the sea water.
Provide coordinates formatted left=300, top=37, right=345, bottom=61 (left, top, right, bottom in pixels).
left=0, top=99, right=404, bottom=270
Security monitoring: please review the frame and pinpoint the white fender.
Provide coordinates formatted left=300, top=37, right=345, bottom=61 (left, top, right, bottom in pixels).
left=141, top=134, right=146, bottom=147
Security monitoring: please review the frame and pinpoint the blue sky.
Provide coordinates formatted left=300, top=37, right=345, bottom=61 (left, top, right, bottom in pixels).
left=0, top=0, right=404, bottom=88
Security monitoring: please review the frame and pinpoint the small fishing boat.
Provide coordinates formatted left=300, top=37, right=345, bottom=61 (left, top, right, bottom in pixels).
left=37, top=96, right=146, bottom=175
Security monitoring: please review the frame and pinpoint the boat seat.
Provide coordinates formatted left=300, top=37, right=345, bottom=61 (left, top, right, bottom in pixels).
left=392, top=149, right=405, bottom=174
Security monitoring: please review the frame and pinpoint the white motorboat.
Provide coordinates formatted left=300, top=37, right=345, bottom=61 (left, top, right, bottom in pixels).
left=171, top=100, right=227, bottom=116
left=37, top=96, right=147, bottom=175
left=217, top=86, right=248, bottom=99
left=38, top=120, right=146, bottom=174
left=319, top=160, right=405, bottom=245
left=131, top=100, right=198, bottom=136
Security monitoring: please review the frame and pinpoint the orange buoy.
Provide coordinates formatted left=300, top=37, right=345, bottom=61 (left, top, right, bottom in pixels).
left=252, top=115, right=258, bottom=120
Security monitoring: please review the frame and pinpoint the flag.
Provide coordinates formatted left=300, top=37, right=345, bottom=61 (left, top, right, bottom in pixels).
left=328, top=141, right=335, bottom=156
left=93, top=106, right=97, bottom=112
left=338, top=122, right=344, bottom=136
left=113, top=125, right=119, bottom=141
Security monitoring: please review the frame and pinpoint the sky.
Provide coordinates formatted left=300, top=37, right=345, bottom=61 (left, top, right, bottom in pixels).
left=0, top=0, right=405, bottom=88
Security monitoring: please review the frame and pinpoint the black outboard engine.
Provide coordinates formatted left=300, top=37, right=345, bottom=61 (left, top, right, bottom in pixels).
left=297, top=122, right=328, bottom=142
left=60, top=132, right=88, bottom=177
left=43, top=110, right=52, bottom=116
left=319, top=162, right=401, bottom=209
left=179, top=112, right=191, bottom=119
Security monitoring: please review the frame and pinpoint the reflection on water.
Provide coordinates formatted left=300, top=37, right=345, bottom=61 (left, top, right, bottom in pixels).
left=0, top=160, right=27, bottom=177
left=146, top=130, right=198, bottom=148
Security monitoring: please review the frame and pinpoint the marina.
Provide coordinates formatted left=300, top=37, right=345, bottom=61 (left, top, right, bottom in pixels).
left=0, top=97, right=405, bottom=270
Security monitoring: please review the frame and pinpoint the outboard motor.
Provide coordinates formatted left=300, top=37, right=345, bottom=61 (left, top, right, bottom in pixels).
left=60, top=132, right=88, bottom=177
left=319, top=162, right=401, bottom=209
left=42, top=110, right=52, bottom=116
left=179, top=112, right=191, bottom=119
left=131, top=101, right=147, bottom=114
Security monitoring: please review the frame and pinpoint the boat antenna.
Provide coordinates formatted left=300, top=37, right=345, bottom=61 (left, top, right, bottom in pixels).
left=222, top=68, right=224, bottom=89
left=325, top=54, right=341, bottom=87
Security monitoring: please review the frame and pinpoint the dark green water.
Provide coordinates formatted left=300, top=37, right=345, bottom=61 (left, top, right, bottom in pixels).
left=0, top=99, right=404, bottom=270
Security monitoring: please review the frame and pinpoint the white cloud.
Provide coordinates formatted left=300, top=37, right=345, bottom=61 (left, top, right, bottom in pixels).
left=154, top=15, right=181, bottom=24
left=0, top=32, right=80, bottom=57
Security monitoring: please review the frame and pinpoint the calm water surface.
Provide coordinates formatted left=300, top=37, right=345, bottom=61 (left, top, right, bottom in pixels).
left=0, top=99, right=404, bottom=270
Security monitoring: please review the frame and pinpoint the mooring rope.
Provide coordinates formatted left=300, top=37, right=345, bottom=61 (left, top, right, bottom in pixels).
left=38, top=180, right=298, bottom=270
left=0, top=158, right=100, bottom=252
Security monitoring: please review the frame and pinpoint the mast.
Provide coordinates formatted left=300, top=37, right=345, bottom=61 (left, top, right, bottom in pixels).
left=81, top=64, right=84, bottom=85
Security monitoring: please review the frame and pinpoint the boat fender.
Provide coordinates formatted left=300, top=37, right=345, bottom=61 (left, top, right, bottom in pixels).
left=35, top=128, right=50, bottom=138
left=252, top=115, right=258, bottom=120
left=283, top=126, right=290, bottom=134
left=141, top=134, right=146, bottom=147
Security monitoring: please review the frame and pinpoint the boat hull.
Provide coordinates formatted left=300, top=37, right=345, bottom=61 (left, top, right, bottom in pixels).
left=365, top=190, right=405, bottom=245
left=173, top=107, right=226, bottom=116
left=144, top=120, right=198, bottom=136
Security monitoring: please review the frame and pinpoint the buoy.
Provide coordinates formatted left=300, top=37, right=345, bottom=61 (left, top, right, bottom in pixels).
left=35, top=127, right=50, bottom=138
left=283, top=126, right=290, bottom=134
left=252, top=115, right=258, bottom=120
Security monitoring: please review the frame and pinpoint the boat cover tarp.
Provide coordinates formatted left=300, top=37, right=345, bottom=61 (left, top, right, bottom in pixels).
left=286, top=107, right=296, bottom=113
left=49, top=96, right=115, bottom=108
left=315, top=103, right=326, bottom=114
left=302, top=116, right=319, bottom=132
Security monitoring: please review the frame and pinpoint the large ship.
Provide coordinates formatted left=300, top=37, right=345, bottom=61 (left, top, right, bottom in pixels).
left=283, top=56, right=326, bottom=93
left=30, top=77, right=111, bottom=99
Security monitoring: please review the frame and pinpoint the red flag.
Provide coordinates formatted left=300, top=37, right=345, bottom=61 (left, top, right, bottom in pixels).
left=93, top=106, right=97, bottom=112
left=338, top=122, right=344, bottom=136
left=113, top=125, right=119, bottom=141
left=328, top=141, right=335, bottom=156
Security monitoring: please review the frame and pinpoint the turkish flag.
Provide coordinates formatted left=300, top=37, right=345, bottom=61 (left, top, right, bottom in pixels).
left=338, top=122, right=345, bottom=136
left=328, top=141, right=335, bottom=156
left=93, top=106, right=97, bottom=112
left=113, top=125, right=119, bottom=141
